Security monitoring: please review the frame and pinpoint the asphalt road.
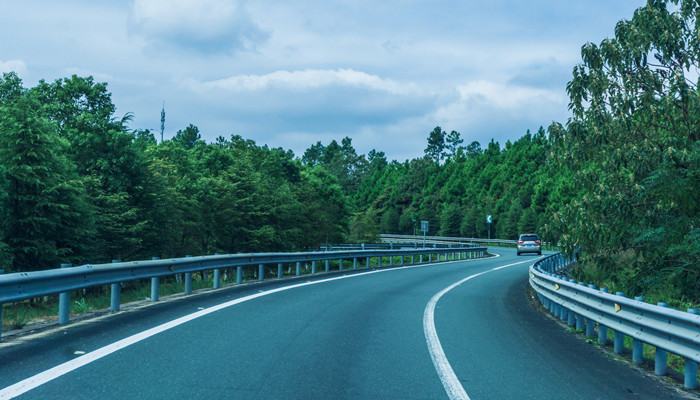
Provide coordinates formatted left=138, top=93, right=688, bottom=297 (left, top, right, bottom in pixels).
left=0, top=249, right=688, bottom=399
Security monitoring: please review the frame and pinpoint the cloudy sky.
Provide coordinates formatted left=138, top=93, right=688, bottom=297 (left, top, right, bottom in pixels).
left=1, top=0, right=646, bottom=160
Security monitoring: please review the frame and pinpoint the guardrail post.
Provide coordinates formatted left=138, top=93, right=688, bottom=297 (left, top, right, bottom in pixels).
left=212, top=253, right=221, bottom=289
left=655, top=302, right=669, bottom=375
left=613, top=292, right=626, bottom=354
left=366, top=257, right=370, bottom=268
left=339, top=259, right=344, bottom=271
left=110, top=260, right=121, bottom=312
left=428, top=254, right=432, bottom=262
left=312, top=260, right=317, bottom=274
left=259, top=264, right=264, bottom=281
left=400, top=255, right=404, bottom=265
left=576, top=282, right=586, bottom=331
left=631, top=296, right=644, bottom=364
left=183, top=255, right=193, bottom=294
left=325, top=260, right=330, bottom=272
left=567, top=282, right=576, bottom=326
left=278, top=263, right=283, bottom=278
left=411, top=255, right=415, bottom=264
left=151, top=257, right=160, bottom=301
left=685, top=308, right=699, bottom=389
left=377, top=256, right=382, bottom=267
left=559, top=300, right=567, bottom=321
left=236, top=266, right=243, bottom=284
left=598, top=288, right=609, bottom=345
left=585, top=284, right=597, bottom=338
left=296, top=262, right=301, bottom=276
left=213, top=268, right=221, bottom=289
left=53, top=264, right=76, bottom=320
left=353, top=257, right=357, bottom=269
left=389, top=255, right=393, bottom=266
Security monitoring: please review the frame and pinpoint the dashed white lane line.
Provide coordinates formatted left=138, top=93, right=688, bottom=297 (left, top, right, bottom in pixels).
left=1, top=255, right=489, bottom=400
left=423, top=258, right=535, bottom=400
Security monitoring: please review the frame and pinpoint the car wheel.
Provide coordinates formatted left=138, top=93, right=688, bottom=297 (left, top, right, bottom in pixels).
left=538, top=251, right=542, bottom=255
left=517, top=252, right=521, bottom=256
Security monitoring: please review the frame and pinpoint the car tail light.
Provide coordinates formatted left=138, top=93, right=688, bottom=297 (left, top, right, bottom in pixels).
left=535, top=240, right=541, bottom=244
left=518, top=241, right=523, bottom=244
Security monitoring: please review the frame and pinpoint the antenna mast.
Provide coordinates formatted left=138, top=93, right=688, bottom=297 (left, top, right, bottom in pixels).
left=160, top=101, right=165, bottom=142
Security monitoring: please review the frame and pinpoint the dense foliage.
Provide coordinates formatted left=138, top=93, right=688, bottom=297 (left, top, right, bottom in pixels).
left=0, top=0, right=696, bottom=304
left=548, top=0, right=699, bottom=302
left=0, top=73, right=348, bottom=271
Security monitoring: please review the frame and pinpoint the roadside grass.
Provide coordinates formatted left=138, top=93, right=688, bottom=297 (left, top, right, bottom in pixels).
left=1, top=275, right=211, bottom=333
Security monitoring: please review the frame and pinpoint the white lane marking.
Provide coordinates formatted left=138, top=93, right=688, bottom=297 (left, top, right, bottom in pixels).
left=1, top=255, right=487, bottom=399
left=423, top=258, right=536, bottom=400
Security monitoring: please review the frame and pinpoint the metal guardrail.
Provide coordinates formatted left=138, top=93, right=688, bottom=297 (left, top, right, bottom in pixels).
left=378, top=234, right=560, bottom=251
left=0, top=245, right=487, bottom=340
left=321, top=242, right=481, bottom=251
left=529, top=253, right=700, bottom=390
left=379, top=234, right=517, bottom=246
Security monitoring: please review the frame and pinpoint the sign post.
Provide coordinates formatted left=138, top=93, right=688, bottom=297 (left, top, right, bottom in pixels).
left=486, top=215, right=492, bottom=240
left=421, top=220, right=429, bottom=248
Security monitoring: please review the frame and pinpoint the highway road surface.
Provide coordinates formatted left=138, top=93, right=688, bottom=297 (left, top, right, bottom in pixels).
left=0, top=249, right=688, bottom=399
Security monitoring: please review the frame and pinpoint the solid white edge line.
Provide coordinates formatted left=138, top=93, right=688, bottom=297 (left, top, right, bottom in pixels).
left=423, top=258, right=537, bottom=400
left=0, top=255, right=487, bottom=399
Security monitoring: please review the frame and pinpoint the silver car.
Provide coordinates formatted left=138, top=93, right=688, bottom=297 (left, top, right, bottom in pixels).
left=517, top=233, right=541, bottom=255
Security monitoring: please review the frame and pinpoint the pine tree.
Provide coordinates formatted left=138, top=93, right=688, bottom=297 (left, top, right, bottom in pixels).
left=0, top=91, right=92, bottom=271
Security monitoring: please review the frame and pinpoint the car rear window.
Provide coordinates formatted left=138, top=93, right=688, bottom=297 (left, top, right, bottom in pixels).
left=520, top=234, right=539, bottom=241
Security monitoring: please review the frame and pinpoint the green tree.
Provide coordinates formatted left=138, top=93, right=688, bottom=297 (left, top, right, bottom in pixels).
left=0, top=89, right=92, bottom=271
left=550, top=0, right=699, bottom=301
left=173, top=124, right=202, bottom=150
left=439, top=203, right=462, bottom=236
left=302, top=141, right=324, bottom=166
left=445, top=130, right=464, bottom=160
left=424, top=126, right=446, bottom=163
left=379, top=207, right=400, bottom=234
left=465, top=141, right=482, bottom=158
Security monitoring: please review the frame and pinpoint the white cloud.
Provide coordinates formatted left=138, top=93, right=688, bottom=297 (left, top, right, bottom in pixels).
left=0, top=59, right=27, bottom=75
left=455, top=81, right=565, bottom=111
left=194, top=68, right=417, bottom=94
left=129, top=0, right=268, bottom=54
left=429, top=80, right=569, bottom=145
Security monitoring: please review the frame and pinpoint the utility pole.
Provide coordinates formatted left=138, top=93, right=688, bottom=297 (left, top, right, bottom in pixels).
left=160, top=101, right=165, bottom=143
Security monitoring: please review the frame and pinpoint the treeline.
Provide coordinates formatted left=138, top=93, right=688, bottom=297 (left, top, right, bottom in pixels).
left=341, top=126, right=574, bottom=243
left=0, top=74, right=348, bottom=272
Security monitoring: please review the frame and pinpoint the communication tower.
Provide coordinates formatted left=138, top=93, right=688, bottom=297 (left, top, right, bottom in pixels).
left=160, top=102, right=165, bottom=142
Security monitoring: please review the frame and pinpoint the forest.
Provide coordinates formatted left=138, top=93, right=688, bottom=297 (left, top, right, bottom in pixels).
left=0, top=0, right=697, bottom=303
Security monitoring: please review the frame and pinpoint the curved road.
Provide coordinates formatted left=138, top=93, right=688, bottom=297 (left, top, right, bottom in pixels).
left=0, top=249, right=686, bottom=399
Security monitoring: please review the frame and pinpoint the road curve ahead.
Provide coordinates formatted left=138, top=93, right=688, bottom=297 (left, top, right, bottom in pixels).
left=0, top=249, right=685, bottom=399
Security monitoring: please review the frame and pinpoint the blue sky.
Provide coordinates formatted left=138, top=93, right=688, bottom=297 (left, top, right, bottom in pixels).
left=0, top=1, right=647, bottom=160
